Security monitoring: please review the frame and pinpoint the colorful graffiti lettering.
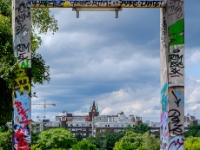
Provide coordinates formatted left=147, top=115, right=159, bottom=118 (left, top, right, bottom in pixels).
left=30, top=0, right=165, bottom=8
left=14, top=67, right=31, bottom=149
left=169, top=19, right=184, bottom=46
left=15, top=68, right=31, bottom=94
left=161, top=83, right=169, bottom=150
left=161, top=112, right=168, bottom=150
left=168, top=136, right=184, bottom=150
left=161, top=83, right=168, bottom=112
left=14, top=90, right=31, bottom=150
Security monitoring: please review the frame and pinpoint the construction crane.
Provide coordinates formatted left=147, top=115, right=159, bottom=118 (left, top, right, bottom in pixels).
left=32, top=100, right=56, bottom=118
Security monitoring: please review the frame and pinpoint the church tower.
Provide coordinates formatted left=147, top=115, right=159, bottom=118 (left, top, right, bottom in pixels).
left=88, top=101, right=99, bottom=121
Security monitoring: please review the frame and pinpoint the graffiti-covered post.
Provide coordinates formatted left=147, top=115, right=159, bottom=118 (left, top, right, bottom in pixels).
left=160, top=0, right=184, bottom=149
left=12, top=0, right=31, bottom=149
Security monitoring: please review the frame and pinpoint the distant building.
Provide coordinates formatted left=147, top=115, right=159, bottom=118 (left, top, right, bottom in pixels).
left=55, top=101, right=142, bottom=138
left=7, top=102, right=200, bottom=138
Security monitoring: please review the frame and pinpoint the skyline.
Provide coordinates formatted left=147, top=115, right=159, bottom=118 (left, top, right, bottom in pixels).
left=32, top=1, right=200, bottom=122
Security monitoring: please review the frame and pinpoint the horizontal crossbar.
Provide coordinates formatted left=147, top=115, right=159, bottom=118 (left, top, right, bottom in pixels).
left=31, top=0, right=166, bottom=8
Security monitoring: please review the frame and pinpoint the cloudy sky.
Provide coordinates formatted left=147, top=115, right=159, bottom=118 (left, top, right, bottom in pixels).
left=32, top=1, right=200, bottom=122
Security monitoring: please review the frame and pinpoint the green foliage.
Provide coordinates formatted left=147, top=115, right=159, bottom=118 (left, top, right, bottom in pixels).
left=103, top=131, right=125, bottom=150
left=87, top=135, right=99, bottom=147
left=124, top=123, right=150, bottom=135
left=113, top=132, right=142, bottom=150
left=75, top=133, right=83, bottom=142
left=37, top=128, right=76, bottom=149
left=31, top=124, right=40, bottom=145
left=113, top=131, right=159, bottom=150
left=32, top=52, right=50, bottom=84
left=185, top=136, right=200, bottom=150
left=185, top=125, right=200, bottom=138
left=94, top=129, right=111, bottom=149
left=0, top=130, right=12, bottom=150
left=140, top=132, right=159, bottom=150
left=114, top=141, right=137, bottom=150
left=31, top=144, right=42, bottom=150
left=87, top=130, right=124, bottom=150
left=72, top=140, right=97, bottom=150
left=31, top=8, right=58, bottom=34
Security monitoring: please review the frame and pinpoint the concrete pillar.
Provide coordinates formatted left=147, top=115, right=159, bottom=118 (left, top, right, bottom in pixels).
left=12, top=0, right=31, bottom=149
left=160, top=0, right=184, bottom=149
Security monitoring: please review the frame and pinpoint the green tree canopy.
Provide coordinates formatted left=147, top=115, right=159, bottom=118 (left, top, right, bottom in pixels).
left=0, top=0, right=58, bottom=126
left=72, top=140, right=97, bottom=150
left=113, top=131, right=159, bottom=150
left=94, top=129, right=111, bottom=149
left=185, top=124, right=200, bottom=138
left=113, top=131, right=142, bottom=150
left=75, top=133, right=83, bottom=142
left=0, top=130, right=12, bottom=150
left=37, top=128, right=76, bottom=149
left=87, top=135, right=98, bottom=146
left=185, top=136, right=200, bottom=150
left=124, top=123, right=151, bottom=135
left=103, top=131, right=125, bottom=150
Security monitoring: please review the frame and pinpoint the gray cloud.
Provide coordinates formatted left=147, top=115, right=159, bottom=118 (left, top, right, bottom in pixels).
left=32, top=1, right=200, bottom=122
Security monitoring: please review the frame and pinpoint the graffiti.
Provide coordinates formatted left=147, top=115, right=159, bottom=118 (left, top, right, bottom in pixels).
left=169, top=19, right=184, bottom=46
left=161, top=16, right=167, bottom=49
left=168, top=0, right=183, bottom=19
left=169, top=54, right=184, bottom=68
left=171, top=91, right=181, bottom=107
left=168, top=136, right=183, bottom=150
left=161, top=83, right=168, bottom=112
left=161, top=83, right=168, bottom=150
left=15, top=69, right=31, bottom=94
left=14, top=128, right=30, bottom=150
left=15, top=101, right=30, bottom=127
left=168, top=19, right=184, bottom=78
left=169, top=50, right=184, bottom=77
left=160, top=112, right=168, bottom=150
left=31, top=0, right=164, bottom=8
left=13, top=68, right=31, bottom=149
left=14, top=90, right=31, bottom=150
left=14, top=0, right=31, bottom=68
left=168, top=109, right=183, bottom=135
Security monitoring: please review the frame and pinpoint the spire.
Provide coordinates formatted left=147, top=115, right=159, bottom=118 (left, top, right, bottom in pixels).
left=93, top=101, right=95, bottom=106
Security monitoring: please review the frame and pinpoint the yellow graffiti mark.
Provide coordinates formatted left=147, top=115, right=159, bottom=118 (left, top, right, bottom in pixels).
left=63, top=1, right=69, bottom=7
left=15, top=68, right=31, bottom=94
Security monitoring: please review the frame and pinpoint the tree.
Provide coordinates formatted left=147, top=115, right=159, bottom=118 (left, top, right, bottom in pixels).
left=185, top=136, right=200, bottom=150
left=113, top=131, right=159, bottom=150
left=132, top=123, right=151, bottom=134
left=140, top=132, right=159, bottom=150
left=75, top=133, right=83, bottom=142
left=31, top=124, right=40, bottom=145
left=103, top=133, right=118, bottom=150
left=87, top=135, right=98, bottom=146
left=103, top=131, right=125, bottom=150
left=185, top=124, right=200, bottom=138
left=72, top=140, right=97, bottom=150
left=0, top=0, right=58, bottom=126
left=0, top=130, right=12, bottom=150
left=113, top=131, right=142, bottom=150
left=36, top=128, right=76, bottom=149
left=94, top=129, right=111, bottom=149
left=124, top=123, right=150, bottom=135
left=31, top=144, right=42, bottom=150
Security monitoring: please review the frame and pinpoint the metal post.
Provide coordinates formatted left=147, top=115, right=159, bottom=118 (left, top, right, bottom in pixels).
left=160, top=0, right=184, bottom=149
left=92, top=114, right=94, bottom=136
